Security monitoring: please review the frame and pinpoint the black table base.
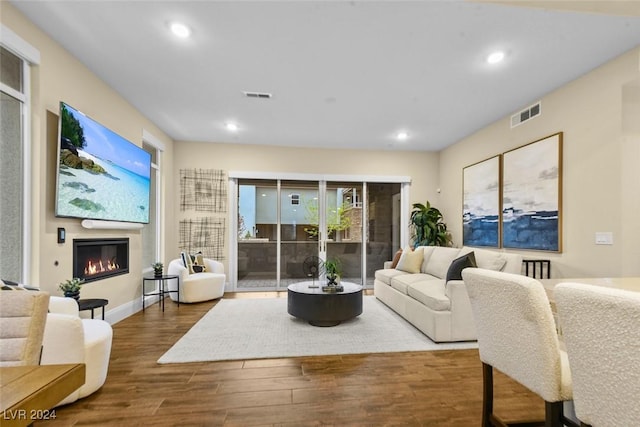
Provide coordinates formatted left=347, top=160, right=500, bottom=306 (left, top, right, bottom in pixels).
left=287, top=281, right=363, bottom=327
left=142, top=275, right=180, bottom=312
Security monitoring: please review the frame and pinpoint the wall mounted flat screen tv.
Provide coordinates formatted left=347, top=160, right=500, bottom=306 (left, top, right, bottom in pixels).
left=55, top=102, right=151, bottom=224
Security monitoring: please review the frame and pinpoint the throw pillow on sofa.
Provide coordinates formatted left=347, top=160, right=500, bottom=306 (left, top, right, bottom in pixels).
left=395, top=247, right=424, bottom=273
left=445, top=252, right=477, bottom=282
left=390, top=248, right=403, bottom=269
left=459, top=246, right=507, bottom=271
left=424, top=247, right=461, bottom=279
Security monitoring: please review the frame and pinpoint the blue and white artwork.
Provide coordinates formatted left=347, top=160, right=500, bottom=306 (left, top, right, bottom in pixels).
left=463, top=156, right=501, bottom=247
left=502, top=133, right=562, bottom=252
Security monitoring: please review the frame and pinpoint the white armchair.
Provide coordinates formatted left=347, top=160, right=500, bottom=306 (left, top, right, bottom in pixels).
left=167, top=258, right=225, bottom=303
left=40, top=296, right=112, bottom=406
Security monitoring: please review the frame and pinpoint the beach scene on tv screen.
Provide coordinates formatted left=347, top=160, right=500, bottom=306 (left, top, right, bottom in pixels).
left=56, top=103, right=151, bottom=223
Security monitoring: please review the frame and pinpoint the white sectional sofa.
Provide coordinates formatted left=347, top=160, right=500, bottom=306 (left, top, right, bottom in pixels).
left=374, top=246, right=522, bottom=343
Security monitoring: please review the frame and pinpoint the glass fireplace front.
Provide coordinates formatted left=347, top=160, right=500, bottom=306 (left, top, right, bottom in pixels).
left=73, top=238, right=129, bottom=283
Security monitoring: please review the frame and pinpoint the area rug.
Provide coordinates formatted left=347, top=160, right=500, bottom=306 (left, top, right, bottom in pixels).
left=158, top=296, right=477, bottom=364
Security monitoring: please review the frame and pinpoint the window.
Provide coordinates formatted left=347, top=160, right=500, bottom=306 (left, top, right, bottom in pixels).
left=0, top=46, right=26, bottom=282
left=1, top=27, right=40, bottom=283
left=141, top=131, right=165, bottom=272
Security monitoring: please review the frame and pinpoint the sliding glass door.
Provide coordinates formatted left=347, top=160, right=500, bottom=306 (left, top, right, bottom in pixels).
left=280, top=180, right=319, bottom=284
left=325, top=182, right=363, bottom=285
left=325, top=182, right=402, bottom=287
left=237, top=179, right=279, bottom=288
left=366, top=182, right=402, bottom=286
left=234, top=176, right=405, bottom=291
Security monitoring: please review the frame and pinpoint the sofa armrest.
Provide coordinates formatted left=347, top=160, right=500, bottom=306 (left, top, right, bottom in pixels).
left=445, top=279, right=477, bottom=341
left=383, top=261, right=393, bottom=269
left=445, top=280, right=467, bottom=302
left=168, top=259, right=190, bottom=282
left=49, top=296, right=80, bottom=317
left=41, top=313, right=85, bottom=364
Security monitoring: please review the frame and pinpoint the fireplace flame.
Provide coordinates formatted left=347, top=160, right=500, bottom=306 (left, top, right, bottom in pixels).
left=85, top=258, right=120, bottom=276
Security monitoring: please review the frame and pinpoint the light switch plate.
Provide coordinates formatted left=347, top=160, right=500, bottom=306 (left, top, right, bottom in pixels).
left=595, top=232, right=613, bottom=245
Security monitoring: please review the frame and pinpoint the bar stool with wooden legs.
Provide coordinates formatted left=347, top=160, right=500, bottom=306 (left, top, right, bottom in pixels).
left=462, top=268, right=579, bottom=427
left=555, top=282, right=640, bottom=427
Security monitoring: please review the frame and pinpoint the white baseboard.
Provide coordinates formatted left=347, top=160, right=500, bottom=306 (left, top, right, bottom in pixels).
left=100, top=295, right=165, bottom=324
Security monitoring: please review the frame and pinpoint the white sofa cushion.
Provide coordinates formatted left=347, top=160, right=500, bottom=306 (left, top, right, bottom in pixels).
left=395, top=246, right=424, bottom=273
left=419, top=246, right=436, bottom=273
left=407, top=280, right=450, bottom=311
left=374, top=268, right=409, bottom=286
left=424, top=247, right=461, bottom=279
left=459, top=247, right=507, bottom=271
left=391, top=273, right=438, bottom=295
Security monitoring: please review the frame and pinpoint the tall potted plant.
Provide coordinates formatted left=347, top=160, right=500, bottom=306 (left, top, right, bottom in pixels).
left=409, top=201, right=451, bottom=247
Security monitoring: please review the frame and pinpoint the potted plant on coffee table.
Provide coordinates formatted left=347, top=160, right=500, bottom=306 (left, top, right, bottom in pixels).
left=322, top=258, right=343, bottom=291
left=58, top=277, right=84, bottom=301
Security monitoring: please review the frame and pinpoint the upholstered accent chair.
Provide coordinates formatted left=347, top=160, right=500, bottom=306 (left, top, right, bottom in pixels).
left=555, top=282, right=640, bottom=427
left=41, top=296, right=113, bottom=406
left=0, top=290, right=50, bottom=366
left=167, top=257, right=225, bottom=303
left=462, top=268, right=578, bottom=427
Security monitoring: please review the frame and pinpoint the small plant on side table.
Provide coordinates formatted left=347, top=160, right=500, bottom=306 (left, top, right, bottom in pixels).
left=58, top=277, right=84, bottom=301
left=152, top=262, right=164, bottom=277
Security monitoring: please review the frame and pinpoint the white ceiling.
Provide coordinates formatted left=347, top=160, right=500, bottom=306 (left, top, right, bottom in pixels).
left=10, top=1, right=640, bottom=151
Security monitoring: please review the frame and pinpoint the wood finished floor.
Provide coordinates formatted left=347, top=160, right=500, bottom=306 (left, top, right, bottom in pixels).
left=36, top=293, right=544, bottom=426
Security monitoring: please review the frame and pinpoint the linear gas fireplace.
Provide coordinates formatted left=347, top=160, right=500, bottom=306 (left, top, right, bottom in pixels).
left=73, top=238, right=129, bottom=283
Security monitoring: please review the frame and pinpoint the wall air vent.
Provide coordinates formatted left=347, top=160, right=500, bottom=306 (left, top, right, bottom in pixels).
left=511, top=101, right=541, bottom=128
left=243, top=91, right=273, bottom=99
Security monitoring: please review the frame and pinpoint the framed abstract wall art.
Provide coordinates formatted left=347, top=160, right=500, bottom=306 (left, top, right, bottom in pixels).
left=463, top=155, right=501, bottom=247
left=502, top=132, right=563, bottom=252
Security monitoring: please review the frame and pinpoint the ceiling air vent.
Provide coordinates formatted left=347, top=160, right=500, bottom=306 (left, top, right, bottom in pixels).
left=243, top=91, right=273, bottom=99
left=511, top=101, right=541, bottom=128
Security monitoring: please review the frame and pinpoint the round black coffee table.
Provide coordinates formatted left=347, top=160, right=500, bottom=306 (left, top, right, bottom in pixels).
left=287, top=281, right=363, bottom=327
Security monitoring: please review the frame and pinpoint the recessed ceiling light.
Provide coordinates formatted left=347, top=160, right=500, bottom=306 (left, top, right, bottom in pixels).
left=225, top=122, right=239, bottom=132
left=170, top=22, right=191, bottom=38
left=396, top=131, right=409, bottom=141
left=487, top=51, right=505, bottom=64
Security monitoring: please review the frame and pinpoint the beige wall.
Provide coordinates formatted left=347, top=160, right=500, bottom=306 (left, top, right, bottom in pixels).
left=173, top=140, right=439, bottom=186
left=439, top=46, right=640, bottom=278
left=2, top=3, right=175, bottom=312
left=170, top=141, right=441, bottom=271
